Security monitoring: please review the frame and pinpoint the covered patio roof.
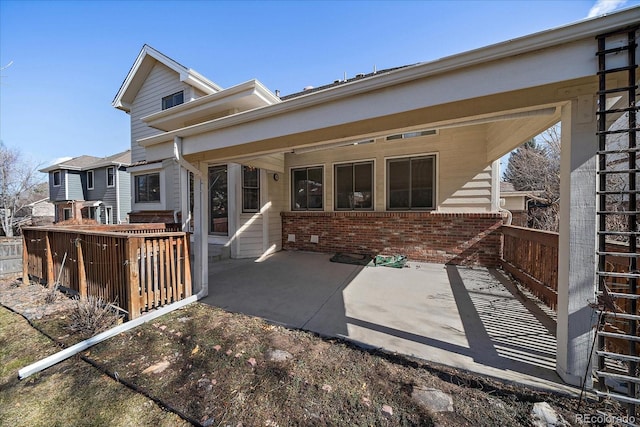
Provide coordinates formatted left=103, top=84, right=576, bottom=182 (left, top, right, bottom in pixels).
left=136, top=8, right=638, bottom=167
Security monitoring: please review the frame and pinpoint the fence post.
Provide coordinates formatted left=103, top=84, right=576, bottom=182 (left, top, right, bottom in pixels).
left=76, top=236, right=87, bottom=298
left=22, top=234, right=29, bottom=283
left=183, top=235, right=192, bottom=297
left=45, top=233, right=54, bottom=287
left=127, top=237, right=141, bottom=320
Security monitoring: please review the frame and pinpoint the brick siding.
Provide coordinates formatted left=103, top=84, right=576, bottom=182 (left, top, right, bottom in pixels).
left=281, top=211, right=504, bottom=267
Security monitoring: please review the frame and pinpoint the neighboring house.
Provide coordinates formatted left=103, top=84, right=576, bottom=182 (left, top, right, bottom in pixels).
left=22, top=198, right=55, bottom=227
left=40, top=151, right=132, bottom=224
left=499, top=182, right=536, bottom=227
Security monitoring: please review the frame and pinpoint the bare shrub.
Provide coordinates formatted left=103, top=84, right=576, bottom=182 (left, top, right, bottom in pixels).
left=67, top=295, right=121, bottom=335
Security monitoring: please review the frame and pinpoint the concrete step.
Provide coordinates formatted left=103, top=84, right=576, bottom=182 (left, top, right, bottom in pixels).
left=209, top=244, right=230, bottom=263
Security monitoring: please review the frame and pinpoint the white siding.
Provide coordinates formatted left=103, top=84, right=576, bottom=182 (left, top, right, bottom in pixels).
left=284, top=125, right=494, bottom=212
left=267, top=171, right=284, bottom=251
left=130, top=62, right=191, bottom=163
left=237, top=213, right=264, bottom=258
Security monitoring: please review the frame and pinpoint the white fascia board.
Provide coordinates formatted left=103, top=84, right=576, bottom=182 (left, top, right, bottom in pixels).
left=141, top=79, right=280, bottom=125
left=137, top=7, right=639, bottom=149
left=112, top=45, right=221, bottom=112
left=127, top=161, right=164, bottom=173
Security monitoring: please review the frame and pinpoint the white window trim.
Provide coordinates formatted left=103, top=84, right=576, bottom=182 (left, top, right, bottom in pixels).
left=289, top=164, right=325, bottom=212
left=63, top=207, right=72, bottom=221
left=241, top=166, right=260, bottom=213
left=87, top=170, right=94, bottom=190
left=52, top=170, right=61, bottom=187
left=384, top=152, right=439, bottom=211
left=106, top=166, right=116, bottom=188
left=131, top=169, right=165, bottom=211
left=332, top=159, right=376, bottom=211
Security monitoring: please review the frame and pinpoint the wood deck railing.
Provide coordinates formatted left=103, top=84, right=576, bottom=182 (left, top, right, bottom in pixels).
left=500, top=225, right=559, bottom=310
left=501, top=225, right=638, bottom=311
left=22, top=224, right=191, bottom=319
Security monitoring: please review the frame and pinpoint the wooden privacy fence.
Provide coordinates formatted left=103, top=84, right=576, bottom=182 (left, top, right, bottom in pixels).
left=22, top=224, right=191, bottom=319
left=500, top=225, right=559, bottom=310
left=501, top=225, right=639, bottom=309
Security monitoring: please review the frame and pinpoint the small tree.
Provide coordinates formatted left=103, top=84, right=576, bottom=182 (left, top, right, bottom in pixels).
left=0, top=142, right=45, bottom=236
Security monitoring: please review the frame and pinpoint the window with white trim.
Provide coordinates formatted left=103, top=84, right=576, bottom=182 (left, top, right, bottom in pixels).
left=334, top=161, right=373, bottom=210
left=387, top=155, right=435, bottom=210
left=63, top=208, right=72, bottom=220
left=87, top=170, right=94, bottom=190
left=242, top=166, right=260, bottom=212
left=162, top=91, right=184, bottom=110
left=53, top=170, right=61, bottom=187
left=106, top=167, right=115, bottom=187
left=291, top=166, right=323, bottom=210
left=135, top=173, right=161, bottom=203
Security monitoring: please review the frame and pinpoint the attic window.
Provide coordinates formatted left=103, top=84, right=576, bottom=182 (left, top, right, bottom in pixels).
left=386, top=129, right=437, bottom=141
left=162, top=91, right=184, bottom=110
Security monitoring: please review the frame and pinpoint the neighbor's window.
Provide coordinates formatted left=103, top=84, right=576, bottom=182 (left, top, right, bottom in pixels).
left=135, top=173, right=161, bottom=203
left=162, top=91, right=184, bottom=110
left=242, top=166, right=260, bottom=212
left=387, top=156, right=435, bottom=210
left=335, top=161, right=373, bottom=210
left=53, top=170, right=61, bottom=187
left=292, top=166, right=323, bottom=210
left=87, top=170, right=94, bottom=190
left=106, top=166, right=115, bottom=187
left=63, top=208, right=72, bottom=221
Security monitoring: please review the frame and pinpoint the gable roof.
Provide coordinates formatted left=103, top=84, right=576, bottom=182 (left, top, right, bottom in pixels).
left=40, top=150, right=132, bottom=173
left=112, top=44, right=222, bottom=113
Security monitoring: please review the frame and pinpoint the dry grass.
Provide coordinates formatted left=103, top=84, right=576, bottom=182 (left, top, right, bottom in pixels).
left=29, top=302, right=620, bottom=426
left=2, top=284, right=628, bottom=427
left=66, top=295, right=121, bottom=336
left=0, top=306, right=188, bottom=427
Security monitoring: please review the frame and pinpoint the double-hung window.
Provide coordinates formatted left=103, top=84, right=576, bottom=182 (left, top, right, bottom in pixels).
left=387, top=156, right=435, bottom=210
left=135, top=173, right=161, bottom=203
left=106, top=167, right=115, bottom=187
left=242, top=166, right=260, bottom=212
left=291, top=166, right=323, bottom=210
left=335, top=161, right=373, bottom=210
left=53, top=171, right=61, bottom=187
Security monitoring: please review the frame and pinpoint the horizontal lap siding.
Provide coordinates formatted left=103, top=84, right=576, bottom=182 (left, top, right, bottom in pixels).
left=131, top=62, right=191, bottom=163
left=238, top=213, right=264, bottom=258
left=282, top=212, right=503, bottom=267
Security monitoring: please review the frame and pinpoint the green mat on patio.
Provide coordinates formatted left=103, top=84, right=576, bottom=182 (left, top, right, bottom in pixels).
left=374, top=254, right=408, bottom=268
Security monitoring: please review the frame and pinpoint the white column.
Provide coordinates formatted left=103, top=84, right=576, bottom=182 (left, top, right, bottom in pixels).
left=491, top=159, right=501, bottom=212
left=556, top=96, right=598, bottom=387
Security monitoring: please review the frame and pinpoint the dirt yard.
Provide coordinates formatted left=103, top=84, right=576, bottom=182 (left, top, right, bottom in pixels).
left=0, top=279, right=629, bottom=426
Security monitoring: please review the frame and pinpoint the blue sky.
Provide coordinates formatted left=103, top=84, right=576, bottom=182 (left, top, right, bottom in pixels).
left=1, top=0, right=638, bottom=173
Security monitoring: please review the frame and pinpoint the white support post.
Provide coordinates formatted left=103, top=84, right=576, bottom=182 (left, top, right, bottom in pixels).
left=556, top=96, right=598, bottom=387
left=490, top=159, right=501, bottom=212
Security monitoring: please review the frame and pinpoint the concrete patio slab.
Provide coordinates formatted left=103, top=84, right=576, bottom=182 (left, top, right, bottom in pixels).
left=202, top=251, right=578, bottom=395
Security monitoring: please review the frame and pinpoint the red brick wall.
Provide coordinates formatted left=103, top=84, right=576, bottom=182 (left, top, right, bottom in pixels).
left=281, top=211, right=504, bottom=267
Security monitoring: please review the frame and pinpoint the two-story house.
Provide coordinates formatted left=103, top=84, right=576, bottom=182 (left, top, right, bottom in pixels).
left=40, top=150, right=132, bottom=224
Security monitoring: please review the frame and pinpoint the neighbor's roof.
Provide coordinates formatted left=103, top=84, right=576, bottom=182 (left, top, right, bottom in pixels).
left=112, top=44, right=222, bottom=113
left=40, top=150, right=132, bottom=173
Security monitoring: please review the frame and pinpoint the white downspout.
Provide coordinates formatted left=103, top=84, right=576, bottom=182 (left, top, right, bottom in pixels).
left=173, top=137, right=207, bottom=300
left=115, top=163, right=121, bottom=224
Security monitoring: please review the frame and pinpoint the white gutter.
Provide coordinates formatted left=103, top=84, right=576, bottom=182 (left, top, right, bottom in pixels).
left=138, top=7, right=640, bottom=148
left=19, top=295, right=198, bottom=379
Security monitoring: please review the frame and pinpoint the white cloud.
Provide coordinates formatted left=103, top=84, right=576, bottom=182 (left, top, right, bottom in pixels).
left=588, top=0, right=628, bottom=18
